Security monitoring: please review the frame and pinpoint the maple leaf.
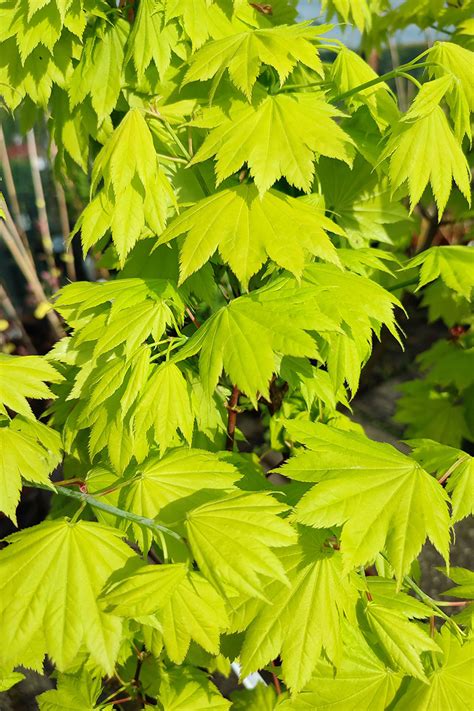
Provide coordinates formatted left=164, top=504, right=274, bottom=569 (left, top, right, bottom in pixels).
left=395, top=380, right=469, bottom=449
left=317, top=156, right=409, bottom=247
left=185, top=22, right=325, bottom=99
left=279, top=623, right=402, bottom=711
left=428, top=41, right=474, bottom=139
left=37, top=669, right=105, bottom=711
left=122, top=448, right=239, bottom=522
left=281, top=422, right=450, bottom=580
left=0, top=417, right=60, bottom=524
left=0, top=519, right=134, bottom=673
left=364, top=603, right=441, bottom=680
left=240, top=527, right=358, bottom=692
left=381, top=80, right=471, bottom=214
left=75, top=108, right=173, bottom=262
left=174, top=291, right=324, bottom=403
left=322, top=0, right=373, bottom=32
left=0, top=353, right=63, bottom=418
left=408, top=439, right=474, bottom=523
left=190, top=90, right=354, bottom=194
left=125, top=0, right=177, bottom=80
left=132, top=363, right=195, bottom=453
left=158, top=183, right=341, bottom=287
left=331, top=47, right=399, bottom=129
left=409, top=245, right=474, bottom=300
left=101, top=560, right=229, bottom=663
left=69, top=18, right=129, bottom=123
left=393, top=627, right=474, bottom=710
left=157, top=667, right=230, bottom=711
left=186, top=492, right=297, bottom=599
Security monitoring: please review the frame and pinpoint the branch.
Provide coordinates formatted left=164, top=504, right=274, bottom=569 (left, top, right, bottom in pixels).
left=33, top=482, right=183, bottom=541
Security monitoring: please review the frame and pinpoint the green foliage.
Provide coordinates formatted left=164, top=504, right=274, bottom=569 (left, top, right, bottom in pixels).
left=1, top=0, right=473, bottom=708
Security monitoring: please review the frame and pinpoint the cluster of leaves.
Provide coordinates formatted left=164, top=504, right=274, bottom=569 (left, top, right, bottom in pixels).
left=0, top=0, right=473, bottom=709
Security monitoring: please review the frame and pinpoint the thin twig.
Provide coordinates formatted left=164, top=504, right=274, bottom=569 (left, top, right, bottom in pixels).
left=226, top=385, right=240, bottom=451
left=32, top=482, right=183, bottom=541
left=438, top=455, right=469, bottom=486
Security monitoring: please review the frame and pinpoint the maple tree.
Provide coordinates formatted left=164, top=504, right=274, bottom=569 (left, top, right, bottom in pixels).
left=0, top=0, right=473, bottom=709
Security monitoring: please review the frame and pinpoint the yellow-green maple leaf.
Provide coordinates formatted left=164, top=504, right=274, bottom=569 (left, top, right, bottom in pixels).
left=191, top=91, right=354, bottom=194
left=185, top=22, right=325, bottom=99
left=0, top=519, right=133, bottom=674
left=158, top=183, right=341, bottom=288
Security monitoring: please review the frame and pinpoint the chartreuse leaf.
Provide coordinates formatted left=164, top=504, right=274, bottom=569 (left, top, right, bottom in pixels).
left=409, top=245, right=474, bottom=300
left=158, top=183, right=341, bottom=287
left=321, top=0, right=373, bottom=32
left=393, top=627, right=474, bottom=710
left=122, top=448, right=239, bottom=521
left=174, top=291, right=322, bottom=404
left=331, top=47, right=399, bottom=129
left=240, top=527, right=358, bottom=692
left=0, top=353, right=63, bottom=418
left=190, top=90, right=354, bottom=194
left=317, top=156, right=409, bottom=247
left=157, top=666, right=230, bottom=711
left=428, top=41, right=474, bottom=139
left=101, top=560, right=229, bottom=663
left=0, top=520, right=133, bottom=674
left=37, top=668, right=106, bottom=711
left=281, top=422, right=450, bottom=581
left=279, top=622, right=402, bottom=710
left=69, top=17, right=129, bottom=124
left=125, top=0, right=177, bottom=80
left=186, top=492, right=297, bottom=599
left=408, top=439, right=474, bottom=522
left=75, top=108, right=173, bottom=262
left=0, top=417, right=60, bottom=524
left=381, top=79, right=471, bottom=214
left=185, top=22, right=325, bottom=99
left=364, top=602, right=441, bottom=680
left=440, top=566, right=474, bottom=599
left=132, top=363, right=195, bottom=453
left=231, top=684, right=283, bottom=711
left=366, top=578, right=433, bottom=619
left=0, top=672, right=25, bottom=693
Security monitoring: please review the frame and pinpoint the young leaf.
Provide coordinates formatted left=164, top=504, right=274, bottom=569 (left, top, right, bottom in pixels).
left=240, top=527, right=358, bottom=692
left=280, top=623, right=402, bottom=710
left=281, top=422, right=450, bottom=580
left=331, top=47, right=399, bottom=128
left=125, top=0, right=176, bottom=80
left=174, top=293, right=321, bottom=403
left=190, top=90, right=354, bottom=194
left=122, top=448, right=239, bottom=520
left=132, top=363, right=195, bottom=453
left=408, top=439, right=474, bottom=522
left=157, top=666, right=230, bottom=711
left=364, top=603, right=441, bottom=681
left=409, top=245, right=474, bottom=300
left=102, top=561, right=229, bottom=663
left=393, top=627, right=474, bottom=710
left=0, top=520, right=133, bottom=674
left=382, top=84, right=471, bottom=214
left=37, top=669, right=104, bottom=711
left=158, top=183, right=341, bottom=287
left=184, top=22, right=324, bottom=99
left=0, top=418, right=60, bottom=524
left=186, top=492, right=297, bottom=599
left=0, top=353, right=62, bottom=418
